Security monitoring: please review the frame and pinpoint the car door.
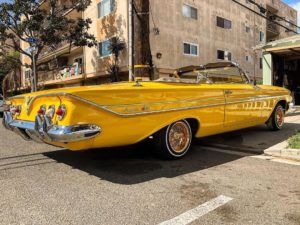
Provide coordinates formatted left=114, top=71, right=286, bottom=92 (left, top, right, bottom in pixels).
left=224, top=83, right=263, bottom=128
left=220, top=65, right=264, bottom=128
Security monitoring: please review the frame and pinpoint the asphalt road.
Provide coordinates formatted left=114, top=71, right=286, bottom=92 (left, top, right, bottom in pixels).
left=0, top=118, right=299, bottom=225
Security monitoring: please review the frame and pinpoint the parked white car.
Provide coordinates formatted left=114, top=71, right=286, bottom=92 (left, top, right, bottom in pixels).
left=0, top=94, right=3, bottom=113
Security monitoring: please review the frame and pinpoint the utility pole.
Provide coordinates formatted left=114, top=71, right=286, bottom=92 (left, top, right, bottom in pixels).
left=32, top=47, right=37, bottom=92
left=27, top=37, right=38, bottom=92
left=128, top=0, right=134, bottom=81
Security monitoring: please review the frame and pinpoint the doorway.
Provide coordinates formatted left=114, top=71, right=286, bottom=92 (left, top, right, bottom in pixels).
left=273, top=55, right=300, bottom=105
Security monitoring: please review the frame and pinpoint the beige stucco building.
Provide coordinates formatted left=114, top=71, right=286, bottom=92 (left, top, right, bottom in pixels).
left=20, top=0, right=297, bottom=90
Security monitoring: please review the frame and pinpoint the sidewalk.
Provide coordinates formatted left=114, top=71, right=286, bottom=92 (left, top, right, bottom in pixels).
left=264, top=107, right=300, bottom=162
left=264, top=142, right=300, bottom=162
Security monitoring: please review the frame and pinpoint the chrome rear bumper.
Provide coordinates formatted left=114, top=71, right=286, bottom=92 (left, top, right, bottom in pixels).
left=2, top=111, right=101, bottom=143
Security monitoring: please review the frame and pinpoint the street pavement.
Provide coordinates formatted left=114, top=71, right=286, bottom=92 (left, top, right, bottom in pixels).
left=0, top=117, right=299, bottom=225
left=198, top=113, right=300, bottom=154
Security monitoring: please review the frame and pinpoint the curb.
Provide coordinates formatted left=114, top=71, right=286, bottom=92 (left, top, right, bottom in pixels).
left=264, top=141, right=300, bottom=162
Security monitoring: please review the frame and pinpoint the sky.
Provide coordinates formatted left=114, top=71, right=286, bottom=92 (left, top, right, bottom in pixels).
left=284, top=0, right=300, bottom=26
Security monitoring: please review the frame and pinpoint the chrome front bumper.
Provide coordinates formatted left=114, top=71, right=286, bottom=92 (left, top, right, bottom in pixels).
left=2, top=111, right=101, bottom=143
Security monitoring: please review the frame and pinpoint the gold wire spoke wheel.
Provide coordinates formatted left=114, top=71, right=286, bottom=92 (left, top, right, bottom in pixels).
left=168, top=121, right=191, bottom=154
left=276, top=107, right=284, bottom=128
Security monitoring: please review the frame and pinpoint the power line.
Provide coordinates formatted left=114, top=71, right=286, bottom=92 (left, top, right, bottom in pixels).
left=247, top=0, right=299, bottom=29
left=232, top=0, right=298, bottom=34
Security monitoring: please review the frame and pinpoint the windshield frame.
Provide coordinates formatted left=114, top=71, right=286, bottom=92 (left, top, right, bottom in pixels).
left=155, top=63, right=251, bottom=85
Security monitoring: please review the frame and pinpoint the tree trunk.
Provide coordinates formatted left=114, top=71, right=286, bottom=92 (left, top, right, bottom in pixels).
left=133, top=0, right=152, bottom=80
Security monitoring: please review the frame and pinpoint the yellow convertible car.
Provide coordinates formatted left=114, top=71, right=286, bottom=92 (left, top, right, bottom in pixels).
left=2, top=62, right=293, bottom=159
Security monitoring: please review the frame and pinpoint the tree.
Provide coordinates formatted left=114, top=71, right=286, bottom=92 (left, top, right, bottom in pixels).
left=0, top=0, right=97, bottom=92
left=0, top=51, right=20, bottom=79
left=107, top=37, right=126, bottom=82
left=0, top=51, right=21, bottom=96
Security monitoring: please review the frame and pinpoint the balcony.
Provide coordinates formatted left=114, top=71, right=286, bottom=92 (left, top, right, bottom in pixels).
left=38, top=63, right=85, bottom=86
left=38, top=43, right=83, bottom=65
left=38, top=41, right=69, bottom=60
left=267, top=22, right=280, bottom=39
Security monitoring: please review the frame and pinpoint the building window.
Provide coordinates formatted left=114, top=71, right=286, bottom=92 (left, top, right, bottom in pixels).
left=74, top=57, right=84, bottom=74
left=25, top=70, right=31, bottom=79
left=286, top=19, right=293, bottom=28
left=259, top=31, right=265, bottom=42
left=260, top=58, right=263, bottom=69
left=182, top=4, right=198, bottom=20
left=217, top=50, right=232, bottom=61
left=184, top=43, right=199, bottom=56
left=246, top=26, right=250, bottom=33
left=98, top=0, right=115, bottom=18
left=99, top=37, right=115, bottom=57
left=217, top=16, right=232, bottom=29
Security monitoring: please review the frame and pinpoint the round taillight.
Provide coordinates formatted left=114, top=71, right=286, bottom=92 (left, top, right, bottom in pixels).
left=56, top=105, right=66, bottom=121
left=37, top=105, right=46, bottom=115
left=10, top=105, right=22, bottom=115
left=15, top=107, right=21, bottom=114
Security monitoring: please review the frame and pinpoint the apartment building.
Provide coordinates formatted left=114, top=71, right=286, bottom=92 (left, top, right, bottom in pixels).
left=21, top=0, right=130, bottom=89
left=20, top=0, right=297, bottom=89
left=150, top=0, right=297, bottom=80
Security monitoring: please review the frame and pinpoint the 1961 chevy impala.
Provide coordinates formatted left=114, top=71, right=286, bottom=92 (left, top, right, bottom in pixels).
left=2, top=62, right=293, bottom=159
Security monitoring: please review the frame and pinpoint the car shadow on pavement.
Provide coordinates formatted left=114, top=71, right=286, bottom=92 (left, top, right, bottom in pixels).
left=197, top=123, right=300, bottom=153
left=43, top=144, right=243, bottom=185
left=43, top=122, right=300, bottom=185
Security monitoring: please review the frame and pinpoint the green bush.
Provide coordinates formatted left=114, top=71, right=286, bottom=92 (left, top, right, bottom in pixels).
left=288, top=132, right=300, bottom=149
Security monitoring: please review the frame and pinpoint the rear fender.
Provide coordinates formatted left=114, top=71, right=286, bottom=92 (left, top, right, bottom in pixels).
left=134, top=115, right=201, bottom=144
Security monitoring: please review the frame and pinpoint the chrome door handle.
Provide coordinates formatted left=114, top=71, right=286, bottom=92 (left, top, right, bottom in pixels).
left=225, top=90, right=233, bottom=95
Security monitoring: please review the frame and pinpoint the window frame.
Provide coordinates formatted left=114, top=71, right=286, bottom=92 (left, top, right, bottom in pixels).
left=245, top=26, right=250, bottom=33
left=74, top=56, right=84, bottom=65
left=97, top=0, right=116, bottom=19
left=216, top=16, right=232, bottom=29
left=217, top=49, right=232, bottom=61
left=98, top=37, right=116, bottom=58
left=183, top=42, right=199, bottom=57
left=259, top=31, right=265, bottom=42
left=259, top=57, right=263, bottom=69
left=182, top=4, right=198, bottom=20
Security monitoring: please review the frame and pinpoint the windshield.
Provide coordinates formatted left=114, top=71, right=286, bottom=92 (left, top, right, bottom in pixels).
left=196, top=67, right=249, bottom=84
left=156, top=66, right=250, bottom=84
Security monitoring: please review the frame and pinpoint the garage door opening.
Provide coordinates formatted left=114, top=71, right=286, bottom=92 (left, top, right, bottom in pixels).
left=261, top=35, right=300, bottom=106
left=273, top=54, right=300, bottom=105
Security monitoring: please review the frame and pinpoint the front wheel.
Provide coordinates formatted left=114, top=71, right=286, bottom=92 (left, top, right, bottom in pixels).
left=154, top=120, right=193, bottom=159
left=266, top=104, right=285, bottom=131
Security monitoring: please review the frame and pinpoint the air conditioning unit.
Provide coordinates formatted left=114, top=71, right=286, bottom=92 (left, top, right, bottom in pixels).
left=225, top=51, right=232, bottom=61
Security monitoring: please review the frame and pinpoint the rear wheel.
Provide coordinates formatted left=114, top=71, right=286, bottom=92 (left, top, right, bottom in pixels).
left=154, top=120, right=192, bottom=159
left=266, top=104, right=285, bottom=131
